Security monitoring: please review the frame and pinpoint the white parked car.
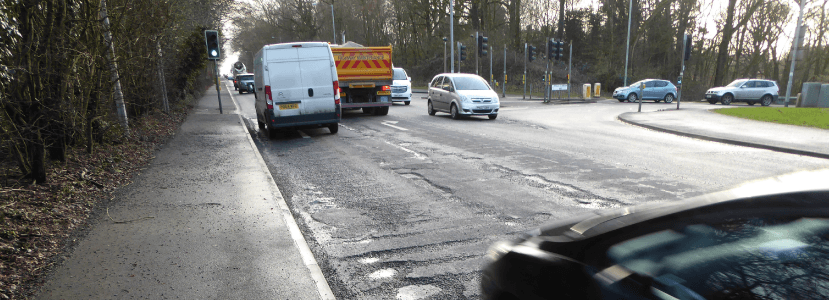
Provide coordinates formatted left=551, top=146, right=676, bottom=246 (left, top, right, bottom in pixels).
left=427, top=73, right=499, bottom=120
left=391, top=67, right=412, bottom=105
left=705, top=79, right=779, bottom=106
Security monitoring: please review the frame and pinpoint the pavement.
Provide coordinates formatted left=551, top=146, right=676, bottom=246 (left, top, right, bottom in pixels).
left=618, top=105, right=828, bottom=159
left=36, top=86, right=334, bottom=299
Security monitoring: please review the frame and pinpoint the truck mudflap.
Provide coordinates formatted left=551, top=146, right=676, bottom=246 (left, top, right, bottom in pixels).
left=341, top=102, right=392, bottom=108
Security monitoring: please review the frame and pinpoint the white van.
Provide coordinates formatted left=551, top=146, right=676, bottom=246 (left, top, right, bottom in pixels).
left=254, top=42, right=340, bottom=138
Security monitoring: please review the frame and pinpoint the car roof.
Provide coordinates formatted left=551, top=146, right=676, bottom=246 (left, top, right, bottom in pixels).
left=237, top=73, right=254, bottom=76
left=537, top=169, right=828, bottom=239
left=433, top=73, right=484, bottom=79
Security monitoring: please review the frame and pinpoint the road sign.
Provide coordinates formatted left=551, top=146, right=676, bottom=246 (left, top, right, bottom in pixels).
left=551, top=84, right=567, bottom=91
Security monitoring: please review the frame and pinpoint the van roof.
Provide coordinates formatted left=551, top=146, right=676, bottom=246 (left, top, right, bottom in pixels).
left=262, top=42, right=330, bottom=50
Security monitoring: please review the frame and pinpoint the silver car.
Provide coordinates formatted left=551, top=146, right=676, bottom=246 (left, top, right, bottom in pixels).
left=612, top=79, right=678, bottom=103
left=427, top=73, right=500, bottom=120
left=705, top=79, right=779, bottom=106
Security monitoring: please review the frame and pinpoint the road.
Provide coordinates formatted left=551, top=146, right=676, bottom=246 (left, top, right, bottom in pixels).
left=223, top=80, right=826, bottom=299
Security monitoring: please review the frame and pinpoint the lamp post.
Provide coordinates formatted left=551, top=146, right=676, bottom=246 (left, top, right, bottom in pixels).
left=450, top=0, right=454, bottom=73
left=623, top=0, right=632, bottom=86
left=330, top=4, right=336, bottom=44
left=443, top=37, right=448, bottom=73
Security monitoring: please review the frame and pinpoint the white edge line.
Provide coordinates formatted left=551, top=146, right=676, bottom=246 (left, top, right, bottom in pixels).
left=380, top=122, right=408, bottom=131
left=383, top=140, right=425, bottom=160
left=231, top=91, right=335, bottom=299
left=223, top=81, right=241, bottom=114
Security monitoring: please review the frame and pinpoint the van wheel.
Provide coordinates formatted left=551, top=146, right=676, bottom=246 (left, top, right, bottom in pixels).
left=328, top=124, right=339, bottom=134
left=404, top=101, right=410, bottom=105
left=374, top=106, right=389, bottom=115
left=267, top=125, right=278, bottom=139
left=363, top=107, right=375, bottom=114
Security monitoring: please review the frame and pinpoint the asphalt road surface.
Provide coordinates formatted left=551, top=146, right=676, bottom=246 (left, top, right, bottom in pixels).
left=225, top=80, right=826, bottom=299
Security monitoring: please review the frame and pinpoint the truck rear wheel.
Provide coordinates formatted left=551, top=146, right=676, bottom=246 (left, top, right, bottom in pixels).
left=374, top=106, right=389, bottom=115
left=328, top=124, right=339, bottom=134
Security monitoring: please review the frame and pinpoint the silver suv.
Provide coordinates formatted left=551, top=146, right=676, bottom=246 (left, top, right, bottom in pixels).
left=705, top=79, right=779, bottom=106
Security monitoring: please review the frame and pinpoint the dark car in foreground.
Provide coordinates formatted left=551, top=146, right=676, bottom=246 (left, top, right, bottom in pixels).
left=482, top=169, right=828, bottom=300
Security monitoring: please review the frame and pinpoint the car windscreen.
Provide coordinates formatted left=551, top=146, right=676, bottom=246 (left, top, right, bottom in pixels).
left=453, top=77, right=490, bottom=90
left=393, top=69, right=407, bottom=80
left=607, top=216, right=829, bottom=299
left=238, top=75, right=253, bottom=81
left=726, top=80, right=746, bottom=87
left=628, top=80, right=646, bottom=88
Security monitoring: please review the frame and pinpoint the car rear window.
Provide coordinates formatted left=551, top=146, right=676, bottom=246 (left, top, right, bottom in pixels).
left=393, top=69, right=407, bottom=80
left=238, top=75, right=253, bottom=81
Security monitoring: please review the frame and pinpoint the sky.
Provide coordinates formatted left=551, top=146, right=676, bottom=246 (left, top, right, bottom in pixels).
left=220, top=0, right=819, bottom=73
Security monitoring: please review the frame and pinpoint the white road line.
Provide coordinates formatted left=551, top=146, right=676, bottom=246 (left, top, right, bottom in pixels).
left=222, top=81, right=241, bottom=114
left=339, top=124, right=355, bottom=131
left=383, top=140, right=425, bottom=160
left=381, top=121, right=408, bottom=131
left=235, top=113, right=335, bottom=300
left=298, top=130, right=311, bottom=138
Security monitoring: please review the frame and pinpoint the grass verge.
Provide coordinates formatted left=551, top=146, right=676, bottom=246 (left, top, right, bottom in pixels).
left=713, top=107, right=829, bottom=129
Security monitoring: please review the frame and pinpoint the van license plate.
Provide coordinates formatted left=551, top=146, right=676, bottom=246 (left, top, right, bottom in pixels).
left=279, top=103, right=299, bottom=110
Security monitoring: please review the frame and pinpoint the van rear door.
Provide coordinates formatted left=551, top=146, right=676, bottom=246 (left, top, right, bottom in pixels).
left=266, top=45, right=335, bottom=118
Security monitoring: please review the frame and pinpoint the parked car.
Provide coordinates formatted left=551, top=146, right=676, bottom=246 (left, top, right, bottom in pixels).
left=391, top=67, right=412, bottom=105
left=254, top=42, right=340, bottom=138
left=705, top=79, right=779, bottom=106
left=236, top=73, right=255, bottom=94
left=481, top=169, right=829, bottom=300
left=612, top=79, right=677, bottom=103
left=427, top=73, right=499, bottom=120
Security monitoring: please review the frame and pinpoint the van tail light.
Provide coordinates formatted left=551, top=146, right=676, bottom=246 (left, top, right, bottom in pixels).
left=333, top=81, right=340, bottom=105
left=381, top=85, right=391, bottom=91
left=265, top=85, right=273, bottom=109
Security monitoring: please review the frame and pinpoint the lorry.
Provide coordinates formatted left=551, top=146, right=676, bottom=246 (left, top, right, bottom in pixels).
left=231, top=61, right=247, bottom=90
left=331, top=42, right=393, bottom=115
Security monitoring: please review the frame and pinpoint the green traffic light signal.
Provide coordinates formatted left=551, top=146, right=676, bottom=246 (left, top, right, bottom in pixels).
left=205, top=30, right=221, bottom=60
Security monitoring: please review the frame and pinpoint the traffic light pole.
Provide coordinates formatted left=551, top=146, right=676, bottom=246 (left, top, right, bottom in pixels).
left=503, top=45, right=506, bottom=98
left=458, top=42, right=462, bottom=73
left=475, top=32, right=479, bottom=76
left=489, top=46, right=493, bottom=88
left=568, top=43, right=572, bottom=100
left=544, top=38, right=550, bottom=103
left=677, top=35, right=687, bottom=110
left=523, top=43, right=527, bottom=100
left=214, top=60, right=223, bottom=114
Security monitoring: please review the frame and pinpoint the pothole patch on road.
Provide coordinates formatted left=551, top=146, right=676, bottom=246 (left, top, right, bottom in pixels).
left=367, top=268, right=397, bottom=279
left=396, top=285, right=442, bottom=300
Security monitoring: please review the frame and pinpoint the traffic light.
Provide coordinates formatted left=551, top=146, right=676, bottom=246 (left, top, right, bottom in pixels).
left=478, top=35, right=489, bottom=57
left=204, top=30, right=220, bottom=60
left=460, top=44, right=467, bottom=61
left=528, top=45, right=536, bottom=62
left=547, top=39, right=555, bottom=60
left=554, top=40, right=564, bottom=60
left=683, top=34, right=692, bottom=61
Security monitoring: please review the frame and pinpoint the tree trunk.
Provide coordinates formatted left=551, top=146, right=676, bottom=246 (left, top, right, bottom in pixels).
left=100, top=0, right=130, bottom=135
left=713, top=0, right=738, bottom=87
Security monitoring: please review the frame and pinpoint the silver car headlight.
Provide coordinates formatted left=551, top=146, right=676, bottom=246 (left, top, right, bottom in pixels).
left=460, top=95, right=471, bottom=103
left=492, top=97, right=499, bottom=104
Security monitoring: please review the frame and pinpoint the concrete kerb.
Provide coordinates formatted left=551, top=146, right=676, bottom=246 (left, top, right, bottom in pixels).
left=618, top=112, right=829, bottom=160
left=225, top=86, right=336, bottom=300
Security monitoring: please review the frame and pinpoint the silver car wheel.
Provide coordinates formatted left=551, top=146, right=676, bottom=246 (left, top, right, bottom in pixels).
left=627, top=93, right=637, bottom=102
left=761, top=95, right=773, bottom=106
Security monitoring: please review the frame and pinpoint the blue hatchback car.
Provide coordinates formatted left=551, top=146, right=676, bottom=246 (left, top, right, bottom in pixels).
left=612, top=79, right=677, bottom=103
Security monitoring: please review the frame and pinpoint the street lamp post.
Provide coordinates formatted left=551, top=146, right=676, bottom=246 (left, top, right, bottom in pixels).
left=330, top=4, right=336, bottom=44
left=623, top=0, right=632, bottom=86
left=450, top=0, right=454, bottom=73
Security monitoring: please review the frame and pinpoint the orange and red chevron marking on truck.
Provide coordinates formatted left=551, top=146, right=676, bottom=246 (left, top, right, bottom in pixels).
left=331, top=46, right=393, bottom=81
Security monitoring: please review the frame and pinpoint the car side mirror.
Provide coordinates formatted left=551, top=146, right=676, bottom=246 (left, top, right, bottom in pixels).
left=407, top=77, right=411, bottom=82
